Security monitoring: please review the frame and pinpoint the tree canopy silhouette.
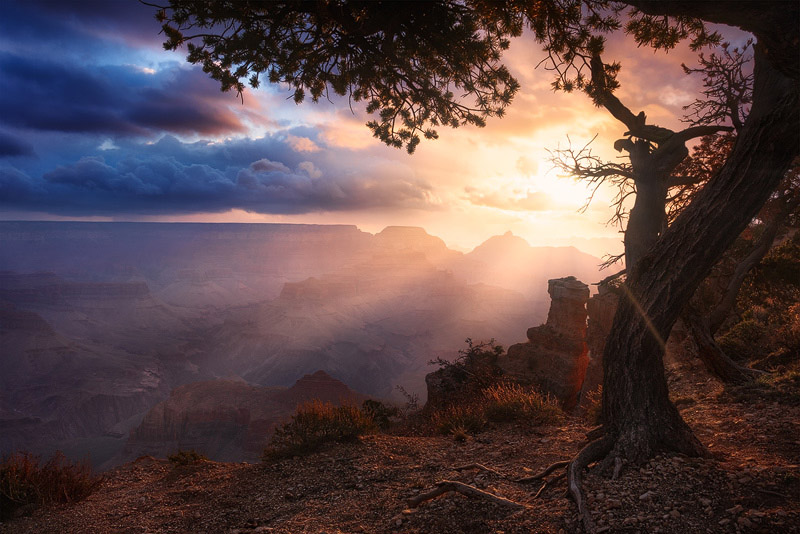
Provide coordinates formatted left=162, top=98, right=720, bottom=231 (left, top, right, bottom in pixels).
left=152, top=1, right=799, bottom=530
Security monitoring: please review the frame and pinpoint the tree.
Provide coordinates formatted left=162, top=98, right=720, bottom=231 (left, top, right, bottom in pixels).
left=552, top=38, right=787, bottom=384
left=152, top=1, right=799, bottom=530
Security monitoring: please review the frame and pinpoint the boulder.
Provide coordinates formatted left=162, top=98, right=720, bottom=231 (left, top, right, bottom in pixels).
left=500, top=277, right=589, bottom=409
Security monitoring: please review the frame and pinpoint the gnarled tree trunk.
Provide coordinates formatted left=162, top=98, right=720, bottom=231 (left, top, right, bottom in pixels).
left=601, top=42, right=799, bottom=464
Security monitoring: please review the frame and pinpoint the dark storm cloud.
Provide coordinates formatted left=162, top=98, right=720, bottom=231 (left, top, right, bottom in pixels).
left=0, top=134, right=435, bottom=216
left=0, top=131, right=34, bottom=158
left=0, top=0, right=248, bottom=139
left=1, top=0, right=163, bottom=51
left=0, top=52, right=244, bottom=137
left=0, top=2, right=435, bottom=217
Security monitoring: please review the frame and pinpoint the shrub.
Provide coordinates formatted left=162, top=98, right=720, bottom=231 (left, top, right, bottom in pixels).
left=717, top=318, right=767, bottom=360
left=361, top=399, right=399, bottom=430
left=482, top=383, right=562, bottom=424
left=394, top=385, right=420, bottom=414
left=0, top=451, right=101, bottom=521
left=583, top=385, right=603, bottom=425
left=428, top=338, right=504, bottom=402
left=168, top=449, right=207, bottom=466
left=718, top=364, right=800, bottom=406
left=263, top=401, right=375, bottom=460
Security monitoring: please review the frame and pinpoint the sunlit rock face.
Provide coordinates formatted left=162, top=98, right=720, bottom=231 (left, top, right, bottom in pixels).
left=119, top=371, right=366, bottom=465
left=578, top=284, right=620, bottom=406
left=501, top=277, right=590, bottom=409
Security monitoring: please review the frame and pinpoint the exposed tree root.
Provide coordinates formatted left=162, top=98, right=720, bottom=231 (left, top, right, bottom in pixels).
left=515, top=460, right=569, bottom=483
left=410, top=435, right=620, bottom=531
left=568, top=437, right=614, bottom=534
left=586, top=426, right=605, bottom=441
left=612, top=457, right=623, bottom=480
left=533, top=470, right=565, bottom=499
left=407, top=480, right=525, bottom=510
left=454, top=463, right=506, bottom=478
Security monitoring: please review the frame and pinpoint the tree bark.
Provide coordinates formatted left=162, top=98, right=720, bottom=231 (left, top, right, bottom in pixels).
left=601, top=42, right=799, bottom=464
left=625, top=168, right=668, bottom=269
left=684, top=309, right=758, bottom=384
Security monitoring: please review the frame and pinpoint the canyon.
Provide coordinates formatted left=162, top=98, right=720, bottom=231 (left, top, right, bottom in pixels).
left=0, top=221, right=603, bottom=466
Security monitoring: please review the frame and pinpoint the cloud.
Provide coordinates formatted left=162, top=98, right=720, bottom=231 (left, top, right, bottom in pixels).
left=0, top=52, right=246, bottom=138
left=287, top=135, right=321, bottom=152
left=0, top=133, right=437, bottom=216
left=0, top=130, right=33, bottom=158
left=465, top=189, right=553, bottom=211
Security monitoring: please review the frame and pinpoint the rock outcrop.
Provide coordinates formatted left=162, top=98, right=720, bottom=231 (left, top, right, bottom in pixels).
left=500, top=277, right=590, bottom=409
left=578, top=283, right=619, bottom=406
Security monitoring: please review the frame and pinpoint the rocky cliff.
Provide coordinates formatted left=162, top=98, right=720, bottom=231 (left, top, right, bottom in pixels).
left=578, top=283, right=619, bottom=406
left=500, top=277, right=590, bottom=409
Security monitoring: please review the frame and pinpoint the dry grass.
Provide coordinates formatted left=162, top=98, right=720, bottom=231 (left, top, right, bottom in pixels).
left=263, top=401, right=375, bottom=460
left=482, top=382, right=562, bottom=424
left=0, top=451, right=101, bottom=521
left=429, top=382, right=562, bottom=437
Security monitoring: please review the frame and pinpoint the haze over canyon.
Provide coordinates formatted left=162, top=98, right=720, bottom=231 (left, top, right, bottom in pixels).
left=0, top=221, right=603, bottom=467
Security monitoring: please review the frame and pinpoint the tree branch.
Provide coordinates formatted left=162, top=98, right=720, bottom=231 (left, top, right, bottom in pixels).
left=673, top=124, right=733, bottom=144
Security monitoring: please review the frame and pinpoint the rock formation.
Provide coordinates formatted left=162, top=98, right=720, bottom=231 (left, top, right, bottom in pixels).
left=500, top=277, right=590, bottom=409
left=578, top=283, right=619, bottom=406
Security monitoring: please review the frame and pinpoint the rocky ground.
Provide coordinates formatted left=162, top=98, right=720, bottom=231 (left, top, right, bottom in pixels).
left=2, top=355, right=798, bottom=534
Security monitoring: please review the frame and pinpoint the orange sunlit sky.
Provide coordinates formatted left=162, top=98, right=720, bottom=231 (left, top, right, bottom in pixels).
left=0, top=2, right=750, bottom=257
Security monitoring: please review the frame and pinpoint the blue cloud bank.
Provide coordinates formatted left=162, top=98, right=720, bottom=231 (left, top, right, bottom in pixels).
left=0, top=1, right=430, bottom=216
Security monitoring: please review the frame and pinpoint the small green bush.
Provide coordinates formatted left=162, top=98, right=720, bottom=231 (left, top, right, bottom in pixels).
left=0, top=451, right=101, bottom=521
left=482, top=383, right=562, bottom=424
left=263, top=401, right=375, bottom=460
left=168, top=449, right=207, bottom=466
left=428, top=338, right=505, bottom=405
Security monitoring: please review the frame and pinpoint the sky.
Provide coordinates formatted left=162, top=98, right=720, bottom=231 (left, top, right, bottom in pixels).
left=0, top=1, right=750, bottom=256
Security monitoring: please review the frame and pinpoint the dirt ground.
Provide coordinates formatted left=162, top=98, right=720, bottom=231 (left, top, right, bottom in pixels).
left=2, top=353, right=798, bottom=534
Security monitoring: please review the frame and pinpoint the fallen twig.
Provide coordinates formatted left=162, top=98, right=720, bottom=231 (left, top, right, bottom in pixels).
left=756, top=488, right=788, bottom=499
